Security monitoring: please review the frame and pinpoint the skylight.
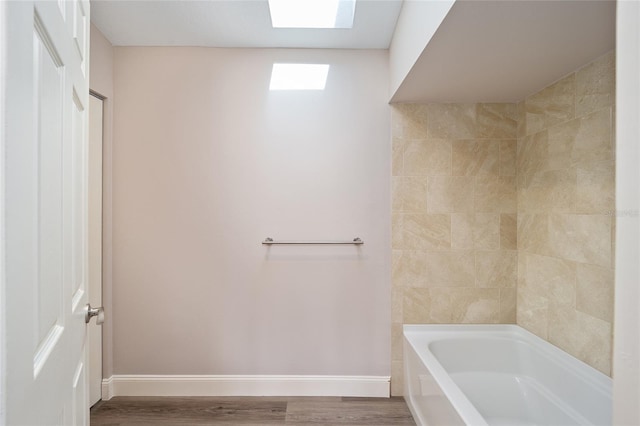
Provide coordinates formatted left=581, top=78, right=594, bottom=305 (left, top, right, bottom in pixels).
left=269, top=64, right=330, bottom=91
left=268, top=0, right=356, bottom=29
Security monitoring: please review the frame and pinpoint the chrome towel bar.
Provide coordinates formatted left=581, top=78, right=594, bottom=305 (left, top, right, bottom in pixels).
left=262, top=237, right=363, bottom=245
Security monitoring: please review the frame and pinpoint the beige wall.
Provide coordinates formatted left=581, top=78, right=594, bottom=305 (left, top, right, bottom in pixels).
left=517, top=51, right=615, bottom=375
left=89, top=23, right=114, bottom=379
left=111, top=47, right=391, bottom=376
left=390, top=103, right=519, bottom=395
left=390, top=51, right=615, bottom=395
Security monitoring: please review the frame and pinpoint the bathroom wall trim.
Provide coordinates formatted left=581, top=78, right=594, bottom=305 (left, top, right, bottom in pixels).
left=101, top=376, right=114, bottom=400
left=100, top=375, right=390, bottom=400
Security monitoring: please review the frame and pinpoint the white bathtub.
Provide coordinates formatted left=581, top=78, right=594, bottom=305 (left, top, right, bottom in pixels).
left=403, top=325, right=612, bottom=426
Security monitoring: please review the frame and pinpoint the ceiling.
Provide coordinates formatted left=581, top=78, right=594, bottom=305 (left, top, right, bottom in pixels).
left=90, top=0, right=404, bottom=49
left=91, top=0, right=616, bottom=103
left=392, top=0, right=616, bottom=103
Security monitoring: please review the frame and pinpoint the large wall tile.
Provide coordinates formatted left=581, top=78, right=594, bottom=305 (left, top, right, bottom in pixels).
left=398, top=259, right=506, bottom=327
left=517, top=251, right=527, bottom=287
left=517, top=131, right=548, bottom=184
left=517, top=287, right=548, bottom=339
left=500, top=213, right=517, bottom=250
left=394, top=213, right=451, bottom=250
left=517, top=213, right=549, bottom=254
left=548, top=306, right=612, bottom=375
left=522, top=253, right=576, bottom=306
left=499, top=288, right=517, bottom=323
left=392, top=137, right=404, bottom=176
left=475, top=250, right=517, bottom=288
left=525, top=74, right=575, bottom=135
left=451, top=213, right=474, bottom=250
left=451, top=213, right=500, bottom=250
left=499, top=140, right=517, bottom=176
left=429, top=288, right=500, bottom=324
left=392, top=176, right=428, bottom=213
left=473, top=214, right=501, bottom=250
left=476, top=103, right=518, bottom=139
left=610, top=218, right=615, bottom=272
left=547, top=109, right=613, bottom=170
left=517, top=132, right=548, bottom=178
left=391, top=323, right=404, bottom=362
left=576, top=263, right=614, bottom=323
left=391, top=287, right=403, bottom=323
left=452, top=140, right=500, bottom=176
left=427, top=104, right=476, bottom=139
left=428, top=176, right=475, bottom=213
left=392, top=250, right=427, bottom=288
left=547, top=213, right=612, bottom=267
left=391, top=106, right=405, bottom=139
left=516, top=101, right=526, bottom=138
left=391, top=213, right=403, bottom=248
left=575, top=161, right=615, bottom=214
left=404, top=138, right=452, bottom=176
left=475, top=176, right=517, bottom=213
left=518, top=168, right=577, bottom=213
left=391, top=360, right=404, bottom=396
left=392, top=104, right=428, bottom=139
left=576, top=51, right=615, bottom=117
left=403, top=288, right=432, bottom=324
left=424, top=250, right=475, bottom=287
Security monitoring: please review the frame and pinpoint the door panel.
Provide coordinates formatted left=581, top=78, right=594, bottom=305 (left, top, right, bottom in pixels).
left=34, top=22, right=65, bottom=372
left=73, top=1, right=87, bottom=62
left=3, top=0, right=91, bottom=424
left=72, top=360, right=88, bottom=426
left=72, top=89, right=87, bottom=310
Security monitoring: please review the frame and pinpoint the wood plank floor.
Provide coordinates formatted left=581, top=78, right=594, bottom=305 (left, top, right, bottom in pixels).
left=90, top=396, right=416, bottom=425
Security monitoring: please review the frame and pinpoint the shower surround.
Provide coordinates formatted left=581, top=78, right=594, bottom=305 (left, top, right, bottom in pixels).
left=391, top=51, right=615, bottom=395
left=516, top=51, right=615, bottom=375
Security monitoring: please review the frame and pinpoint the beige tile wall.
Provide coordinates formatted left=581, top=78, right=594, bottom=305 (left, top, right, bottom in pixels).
left=390, top=51, right=615, bottom=395
left=516, top=51, right=615, bottom=375
left=391, top=103, right=519, bottom=395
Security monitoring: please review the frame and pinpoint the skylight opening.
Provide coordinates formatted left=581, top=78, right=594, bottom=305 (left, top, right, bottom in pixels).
left=268, top=0, right=356, bottom=29
left=269, top=64, right=330, bottom=91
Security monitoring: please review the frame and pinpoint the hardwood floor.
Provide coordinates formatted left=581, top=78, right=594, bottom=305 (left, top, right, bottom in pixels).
left=90, top=396, right=416, bottom=425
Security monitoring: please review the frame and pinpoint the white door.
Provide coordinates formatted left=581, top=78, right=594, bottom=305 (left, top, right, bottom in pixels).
left=2, top=0, right=92, bottom=424
left=88, top=94, right=104, bottom=407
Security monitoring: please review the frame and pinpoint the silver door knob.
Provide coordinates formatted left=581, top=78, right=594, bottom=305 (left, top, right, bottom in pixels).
left=85, top=303, right=104, bottom=325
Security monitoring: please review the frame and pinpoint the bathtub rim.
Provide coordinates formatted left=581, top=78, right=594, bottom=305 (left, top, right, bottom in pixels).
left=402, top=324, right=612, bottom=426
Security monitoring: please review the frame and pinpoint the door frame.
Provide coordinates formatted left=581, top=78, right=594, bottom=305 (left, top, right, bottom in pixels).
left=88, top=90, right=105, bottom=407
left=613, top=1, right=640, bottom=424
left=1, top=0, right=7, bottom=422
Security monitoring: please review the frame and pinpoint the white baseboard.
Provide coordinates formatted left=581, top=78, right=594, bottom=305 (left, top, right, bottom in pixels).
left=101, top=375, right=390, bottom=398
left=101, top=376, right=114, bottom=401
